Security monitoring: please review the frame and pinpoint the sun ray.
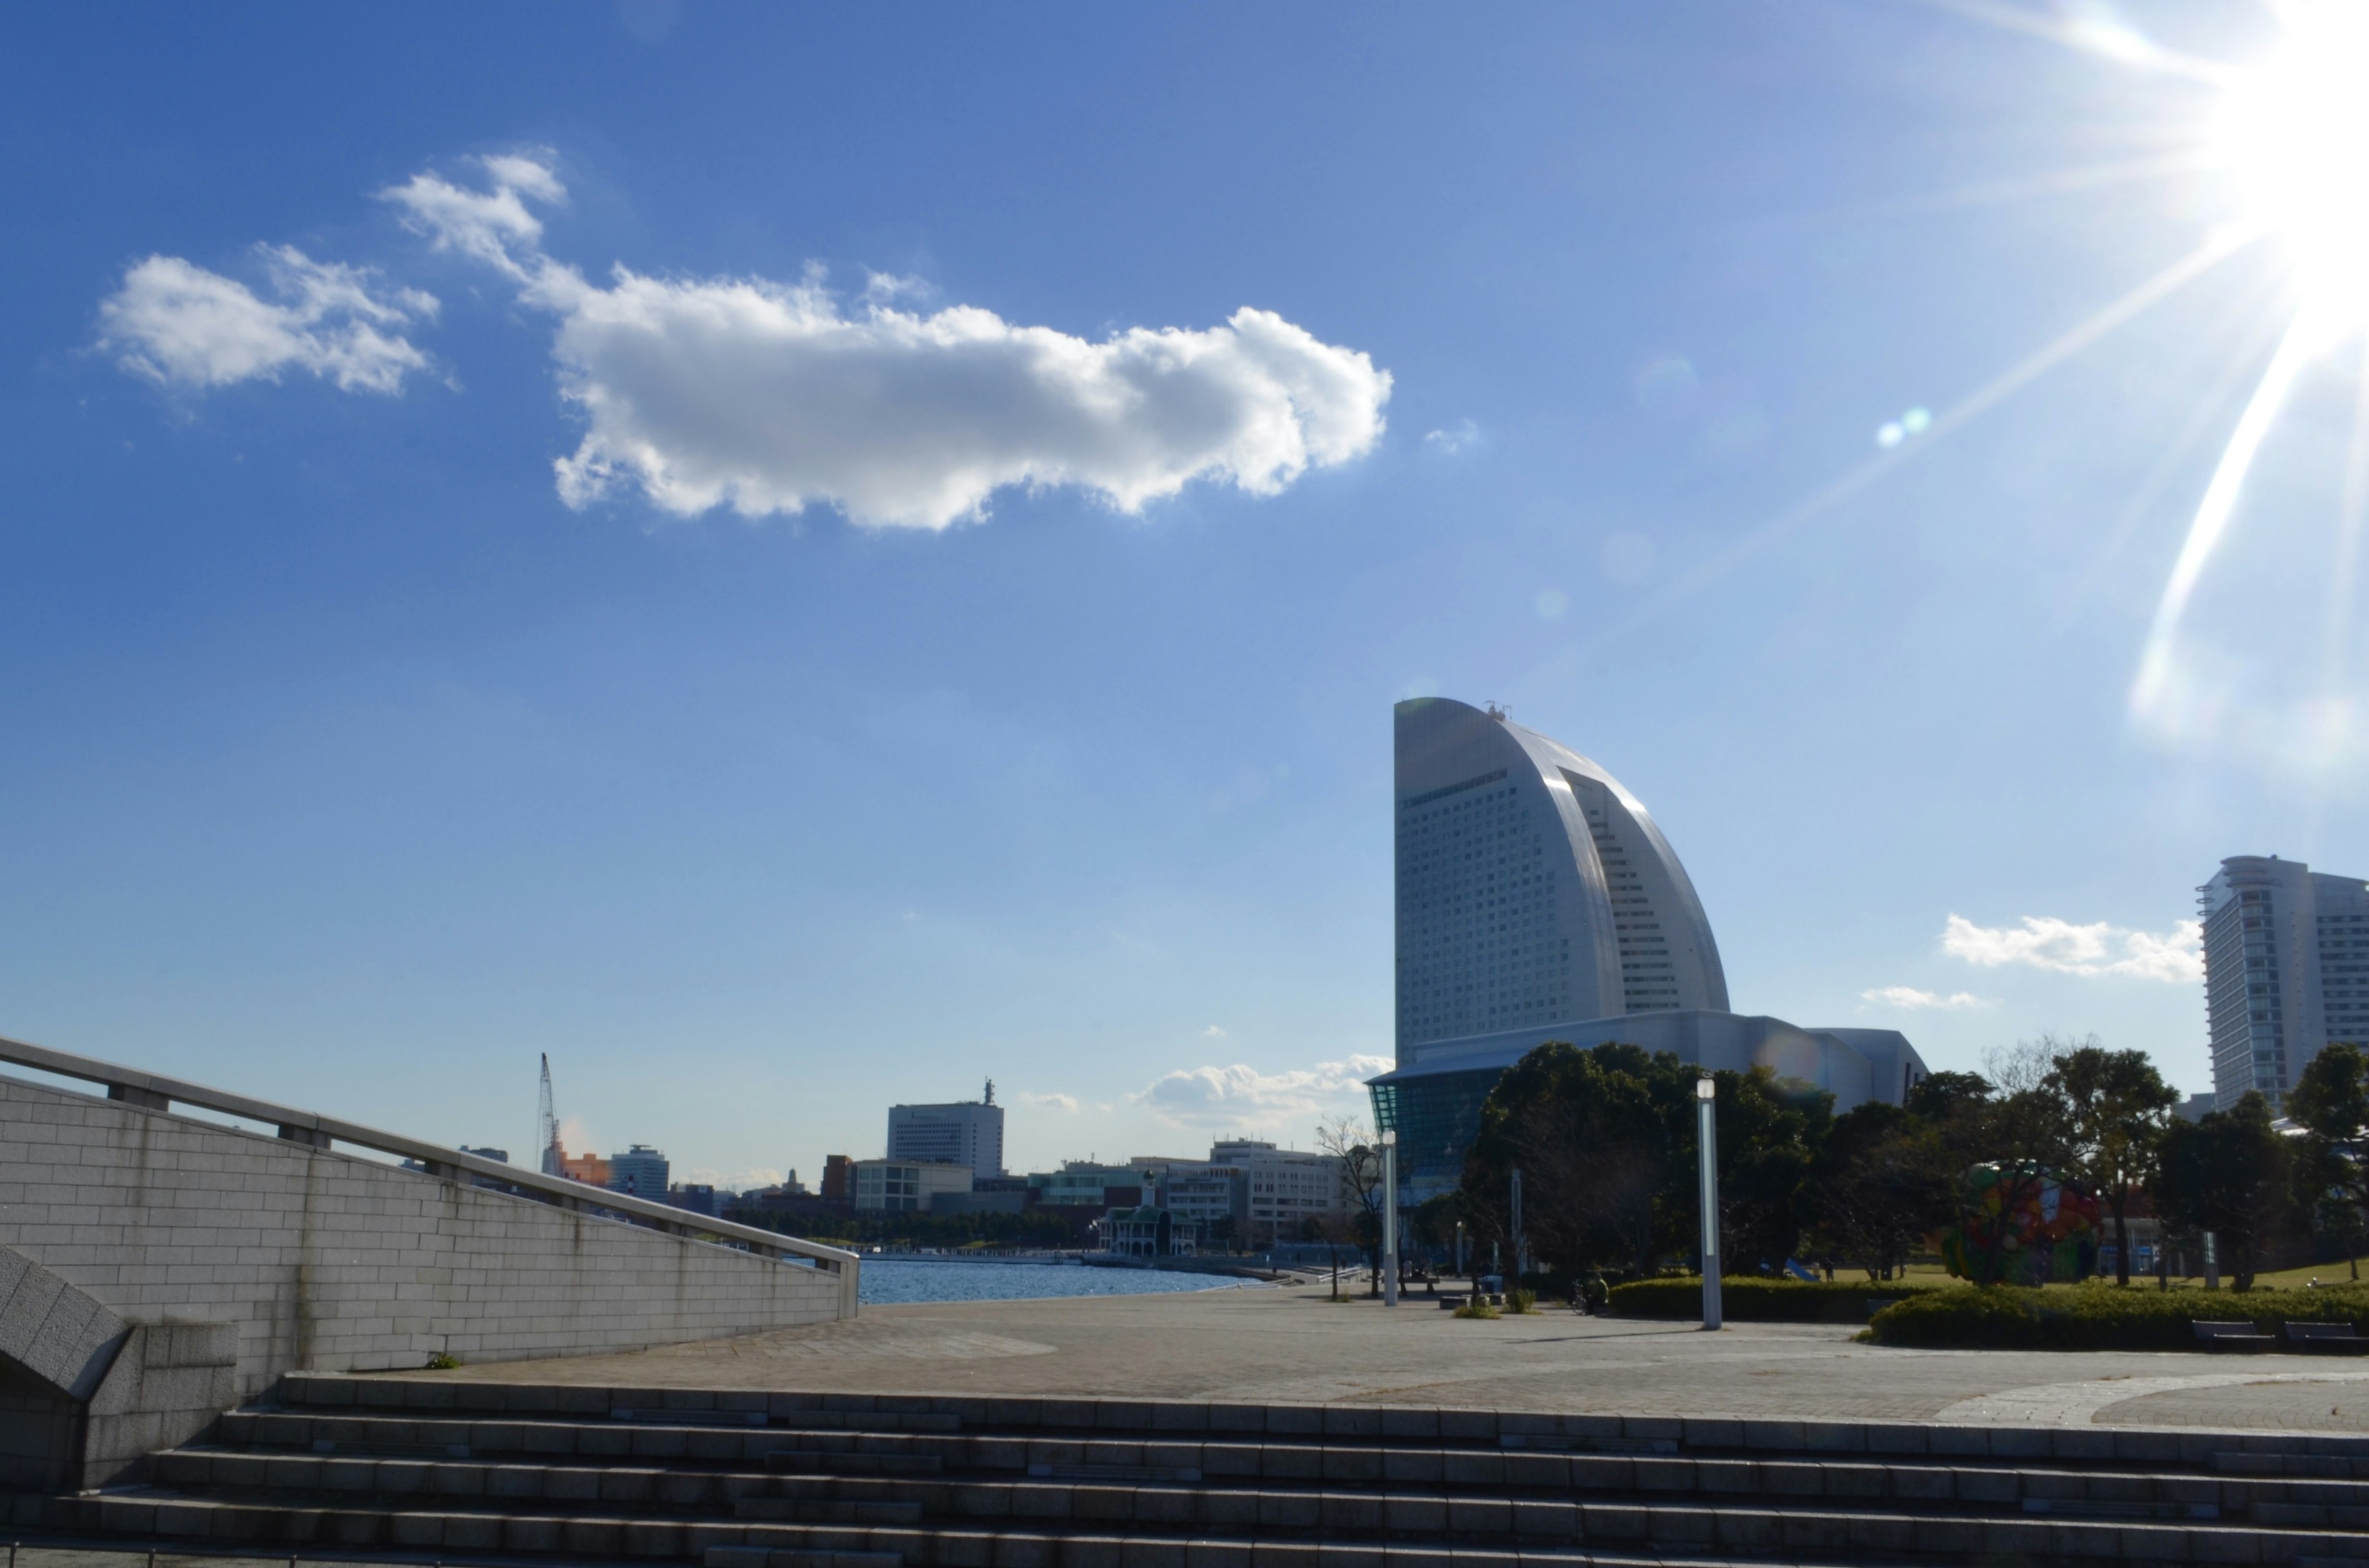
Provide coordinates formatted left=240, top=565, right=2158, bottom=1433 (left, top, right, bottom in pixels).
left=2128, top=312, right=2325, bottom=718
left=1735, top=151, right=2217, bottom=241
left=2320, top=336, right=2369, bottom=698
left=2050, top=294, right=2299, bottom=630
left=1576, top=228, right=2260, bottom=660
left=1908, top=0, right=2242, bottom=86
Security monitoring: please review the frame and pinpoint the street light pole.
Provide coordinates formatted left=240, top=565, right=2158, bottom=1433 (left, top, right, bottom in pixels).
left=1510, top=1167, right=1524, bottom=1283
left=1381, top=1131, right=1399, bottom=1307
left=1696, top=1074, right=1721, bottom=1331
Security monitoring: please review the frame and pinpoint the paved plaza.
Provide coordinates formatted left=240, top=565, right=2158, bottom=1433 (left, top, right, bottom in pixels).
left=379, top=1278, right=2369, bottom=1435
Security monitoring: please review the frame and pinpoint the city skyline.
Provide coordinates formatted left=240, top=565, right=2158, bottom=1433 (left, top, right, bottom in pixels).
left=3, top=4, right=2355, bottom=1187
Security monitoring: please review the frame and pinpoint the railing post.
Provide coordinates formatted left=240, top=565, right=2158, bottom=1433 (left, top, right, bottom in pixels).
left=107, top=1083, right=169, bottom=1111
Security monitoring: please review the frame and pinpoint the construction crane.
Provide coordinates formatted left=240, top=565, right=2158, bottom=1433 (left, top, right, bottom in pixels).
left=537, top=1054, right=561, bottom=1176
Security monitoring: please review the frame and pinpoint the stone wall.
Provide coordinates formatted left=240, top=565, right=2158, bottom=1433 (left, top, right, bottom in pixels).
left=0, top=1071, right=844, bottom=1403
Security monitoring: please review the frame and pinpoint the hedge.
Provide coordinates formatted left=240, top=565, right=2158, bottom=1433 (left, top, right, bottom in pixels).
left=1608, top=1276, right=1940, bottom=1322
left=1866, top=1282, right=2369, bottom=1350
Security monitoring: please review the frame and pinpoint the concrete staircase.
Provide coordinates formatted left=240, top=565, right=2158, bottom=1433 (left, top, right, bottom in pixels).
left=13, top=1372, right=2369, bottom=1568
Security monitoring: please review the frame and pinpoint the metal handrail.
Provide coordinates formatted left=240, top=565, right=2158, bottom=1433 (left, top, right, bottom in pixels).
left=0, top=1032, right=859, bottom=1319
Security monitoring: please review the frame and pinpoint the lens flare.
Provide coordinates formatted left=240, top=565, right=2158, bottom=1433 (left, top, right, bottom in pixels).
left=2211, top=2, right=2369, bottom=336
left=2133, top=2, right=2369, bottom=743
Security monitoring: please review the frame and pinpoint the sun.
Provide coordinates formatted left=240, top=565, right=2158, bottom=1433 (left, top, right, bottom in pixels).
left=2211, top=2, right=2369, bottom=337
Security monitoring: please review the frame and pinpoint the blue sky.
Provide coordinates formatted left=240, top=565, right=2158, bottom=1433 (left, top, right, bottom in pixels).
left=4, top=1, right=2359, bottom=1186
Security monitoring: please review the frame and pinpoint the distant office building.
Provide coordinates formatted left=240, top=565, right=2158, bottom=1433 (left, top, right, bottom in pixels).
left=851, top=1158, right=975, bottom=1212
left=608, top=1144, right=669, bottom=1202
left=1155, top=1164, right=1248, bottom=1239
left=1375, top=698, right=1926, bottom=1200
left=1030, top=1162, right=1146, bottom=1210
left=560, top=1152, right=610, bottom=1187
left=1209, top=1140, right=1342, bottom=1240
left=2201, top=855, right=2369, bottom=1111
left=887, top=1084, right=1005, bottom=1181
left=666, top=1184, right=717, bottom=1217
left=821, top=1155, right=853, bottom=1202
left=461, top=1146, right=509, bottom=1164
left=780, top=1168, right=808, bottom=1196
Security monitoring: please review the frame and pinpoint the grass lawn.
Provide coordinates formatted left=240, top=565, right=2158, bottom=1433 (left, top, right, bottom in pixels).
left=1829, top=1257, right=2366, bottom=1292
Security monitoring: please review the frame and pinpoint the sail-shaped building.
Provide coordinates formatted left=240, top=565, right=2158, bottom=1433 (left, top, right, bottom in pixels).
left=1370, top=697, right=1927, bottom=1199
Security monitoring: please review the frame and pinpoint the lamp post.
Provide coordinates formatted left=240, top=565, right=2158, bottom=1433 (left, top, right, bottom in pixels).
left=1510, top=1167, right=1524, bottom=1282
left=1696, top=1074, right=1721, bottom=1331
left=1380, top=1131, right=1399, bottom=1307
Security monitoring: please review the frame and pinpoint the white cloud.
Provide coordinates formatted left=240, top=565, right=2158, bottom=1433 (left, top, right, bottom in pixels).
left=379, top=152, right=560, bottom=279
left=1859, top=986, right=1989, bottom=1011
left=97, top=246, right=436, bottom=393
left=1423, top=419, right=1479, bottom=455
left=1015, top=1091, right=1081, bottom=1113
left=1136, top=1054, right=1392, bottom=1129
left=1941, top=914, right=2204, bottom=983
left=1202, top=1024, right=1228, bottom=1038
left=379, top=155, right=1392, bottom=529
left=682, top=1165, right=783, bottom=1192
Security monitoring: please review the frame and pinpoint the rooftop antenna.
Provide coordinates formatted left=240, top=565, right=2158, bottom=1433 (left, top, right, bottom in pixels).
left=1484, top=701, right=1509, bottom=720
left=983, top=1076, right=994, bottom=1105
left=537, top=1054, right=561, bottom=1177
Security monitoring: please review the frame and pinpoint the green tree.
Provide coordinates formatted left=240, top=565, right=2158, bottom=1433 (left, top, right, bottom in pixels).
left=2286, top=1042, right=2369, bottom=1279
left=1460, top=1041, right=1830, bottom=1279
left=1460, top=1042, right=1688, bottom=1277
left=2154, top=1091, right=2293, bottom=1290
left=1906, top=1070, right=1992, bottom=1122
left=1809, top=1100, right=1950, bottom=1279
left=2043, top=1041, right=2180, bottom=1285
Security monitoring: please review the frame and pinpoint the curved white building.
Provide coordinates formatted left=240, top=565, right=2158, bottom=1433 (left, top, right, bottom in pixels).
left=1395, top=695, right=1728, bottom=1042
left=1376, top=697, right=1925, bottom=1198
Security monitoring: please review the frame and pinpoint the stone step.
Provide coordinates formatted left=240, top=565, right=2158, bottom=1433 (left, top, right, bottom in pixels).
left=271, top=1377, right=2369, bottom=1471
left=46, top=1482, right=2369, bottom=1566
left=2215, top=1451, right=2369, bottom=1480
left=709, top=1550, right=903, bottom=1568
left=218, top=1408, right=941, bottom=1466
left=159, top=1440, right=2369, bottom=1518
left=189, top=1413, right=2369, bottom=1517
left=734, top=1498, right=926, bottom=1525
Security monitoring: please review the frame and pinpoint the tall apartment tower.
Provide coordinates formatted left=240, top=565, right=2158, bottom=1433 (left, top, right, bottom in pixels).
left=2200, top=855, right=2369, bottom=1111
left=1394, top=696, right=1728, bottom=1054
left=606, top=1144, right=669, bottom=1202
left=886, top=1082, right=1005, bottom=1182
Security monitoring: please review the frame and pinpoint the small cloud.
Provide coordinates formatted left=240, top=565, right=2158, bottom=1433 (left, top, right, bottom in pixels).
left=1015, top=1091, right=1081, bottom=1113
left=1859, top=986, right=1988, bottom=1011
left=1534, top=587, right=1568, bottom=621
left=1202, top=1025, right=1228, bottom=1039
left=1941, top=914, right=2204, bottom=983
left=1423, top=419, right=1481, bottom=455
left=1134, top=1054, right=1392, bottom=1129
left=683, top=1165, right=783, bottom=1191
left=1395, top=675, right=1440, bottom=702
left=97, top=246, right=437, bottom=394
left=862, top=271, right=930, bottom=306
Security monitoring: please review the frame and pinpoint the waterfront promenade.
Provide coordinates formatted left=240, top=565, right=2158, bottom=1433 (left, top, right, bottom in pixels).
left=386, top=1276, right=2369, bottom=1435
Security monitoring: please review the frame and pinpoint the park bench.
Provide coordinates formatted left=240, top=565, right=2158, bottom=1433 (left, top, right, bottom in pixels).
left=2190, top=1319, right=2275, bottom=1350
left=2282, top=1319, right=2369, bottom=1352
